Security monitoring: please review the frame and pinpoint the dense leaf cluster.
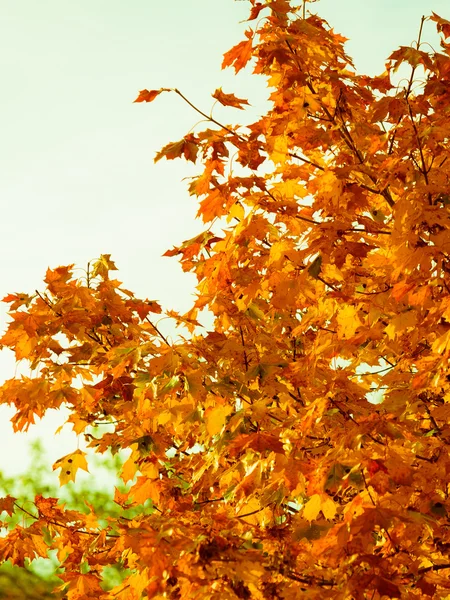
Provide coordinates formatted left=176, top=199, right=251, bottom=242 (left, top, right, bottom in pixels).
left=1, top=1, right=450, bottom=598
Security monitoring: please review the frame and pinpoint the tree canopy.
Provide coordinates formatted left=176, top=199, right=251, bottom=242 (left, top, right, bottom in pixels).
left=1, top=1, right=450, bottom=598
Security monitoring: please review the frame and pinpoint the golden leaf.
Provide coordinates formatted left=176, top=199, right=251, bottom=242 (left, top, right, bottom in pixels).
left=53, top=450, right=89, bottom=486
left=303, top=494, right=322, bottom=522
left=205, top=403, right=233, bottom=437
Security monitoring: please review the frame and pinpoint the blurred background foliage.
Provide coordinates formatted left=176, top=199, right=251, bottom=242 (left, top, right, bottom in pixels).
left=0, top=436, right=144, bottom=598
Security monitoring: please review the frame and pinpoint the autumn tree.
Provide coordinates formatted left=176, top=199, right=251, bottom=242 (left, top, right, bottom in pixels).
left=1, top=0, right=450, bottom=597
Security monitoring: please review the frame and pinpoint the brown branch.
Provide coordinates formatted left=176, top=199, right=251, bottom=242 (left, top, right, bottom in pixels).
left=316, top=275, right=340, bottom=292
left=361, top=471, right=376, bottom=506
left=111, top=584, right=131, bottom=597
left=284, top=570, right=335, bottom=587
left=423, top=402, right=441, bottom=435
left=145, top=316, right=172, bottom=347
left=288, top=150, right=325, bottom=171
left=236, top=506, right=266, bottom=519
left=288, top=390, right=303, bottom=405
left=296, top=214, right=321, bottom=225
left=387, top=16, right=426, bottom=155
left=174, top=88, right=243, bottom=140
left=418, top=563, right=450, bottom=574
left=347, top=227, right=391, bottom=235
left=405, top=96, right=432, bottom=204
left=35, top=290, right=62, bottom=317
left=195, top=497, right=224, bottom=505
left=239, top=326, right=250, bottom=371
left=330, top=398, right=383, bottom=445
left=355, top=284, right=392, bottom=295
left=350, top=365, right=395, bottom=377
left=14, top=502, right=119, bottom=538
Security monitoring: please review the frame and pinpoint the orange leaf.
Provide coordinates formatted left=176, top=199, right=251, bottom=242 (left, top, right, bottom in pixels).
left=430, top=12, right=450, bottom=38
left=0, top=496, right=17, bottom=516
left=154, top=134, right=198, bottom=163
left=222, top=31, right=253, bottom=73
left=248, top=2, right=266, bottom=21
left=129, top=475, right=161, bottom=505
left=212, top=88, right=250, bottom=109
left=134, top=88, right=170, bottom=103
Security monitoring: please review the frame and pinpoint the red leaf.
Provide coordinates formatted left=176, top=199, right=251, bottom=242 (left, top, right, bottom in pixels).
left=367, top=459, right=388, bottom=477
left=430, top=12, right=450, bottom=39
left=0, top=496, right=17, bottom=516
left=248, top=2, right=266, bottom=21
left=417, top=576, right=436, bottom=597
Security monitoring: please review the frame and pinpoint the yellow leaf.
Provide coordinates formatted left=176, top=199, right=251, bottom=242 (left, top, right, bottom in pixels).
left=70, top=574, right=103, bottom=599
left=432, top=330, right=450, bottom=356
left=303, top=493, right=321, bottom=522
left=71, top=417, right=89, bottom=435
left=15, top=335, right=35, bottom=360
left=30, top=533, right=49, bottom=558
left=227, top=202, right=245, bottom=223
left=270, top=135, right=288, bottom=165
left=53, top=450, right=89, bottom=486
left=271, top=178, right=308, bottom=200
left=236, top=496, right=263, bottom=525
left=205, top=403, right=233, bottom=437
left=234, top=559, right=265, bottom=584
left=321, top=495, right=336, bottom=520
left=246, top=302, right=265, bottom=320
left=120, top=452, right=139, bottom=483
left=385, top=310, right=418, bottom=340
left=269, top=241, right=290, bottom=265
left=141, top=462, right=159, bottom=480
left=336, top=305, right=361, bottom=339
left=157, top=410, right=172, bottom=426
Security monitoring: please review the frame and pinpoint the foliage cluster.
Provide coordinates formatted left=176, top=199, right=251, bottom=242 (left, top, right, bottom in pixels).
left=1, top=1, right=450, bottom=598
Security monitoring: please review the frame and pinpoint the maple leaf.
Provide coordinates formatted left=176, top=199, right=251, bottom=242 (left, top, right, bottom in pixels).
left=222, top=30, right=253, bottom=73
left=154, top=134, right=198, bottom=163
left=0, top=495, right=17, bottom=516
left=205, top=402, right=233, bottom=437
left=248, top=2, right=266, bottom=21
left=303, top=494, right=321, bottom=522
left=336, top=305, right=361, bottom=339
left=387, top=46, right=434, bottom=73
left=1, top=293, right=31, bottom=310
left=430, top=12, right=450, bottom=38
left=212, top=88, right=250, bottom=109
left=133, top=88, right=170, bottom=103
left=91, top=253, right=118, bottom=279
left=129, top=475, right=161, bottom=505
left=53, top=450, right=89, bottom=485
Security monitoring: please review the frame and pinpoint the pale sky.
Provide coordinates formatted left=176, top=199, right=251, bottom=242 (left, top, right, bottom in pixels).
left=0, top=0, right=448, bottom=477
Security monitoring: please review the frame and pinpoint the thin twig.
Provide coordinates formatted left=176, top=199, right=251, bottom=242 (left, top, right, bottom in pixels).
left=14, top=502, right=118, bottom=538
left=145, top=316, right=172, bottom=347
left=239, top=326, right=249, bottom=371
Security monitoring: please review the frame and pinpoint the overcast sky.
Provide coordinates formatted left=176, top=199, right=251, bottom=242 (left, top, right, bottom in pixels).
left=1, top=0, right=448, bottom=477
